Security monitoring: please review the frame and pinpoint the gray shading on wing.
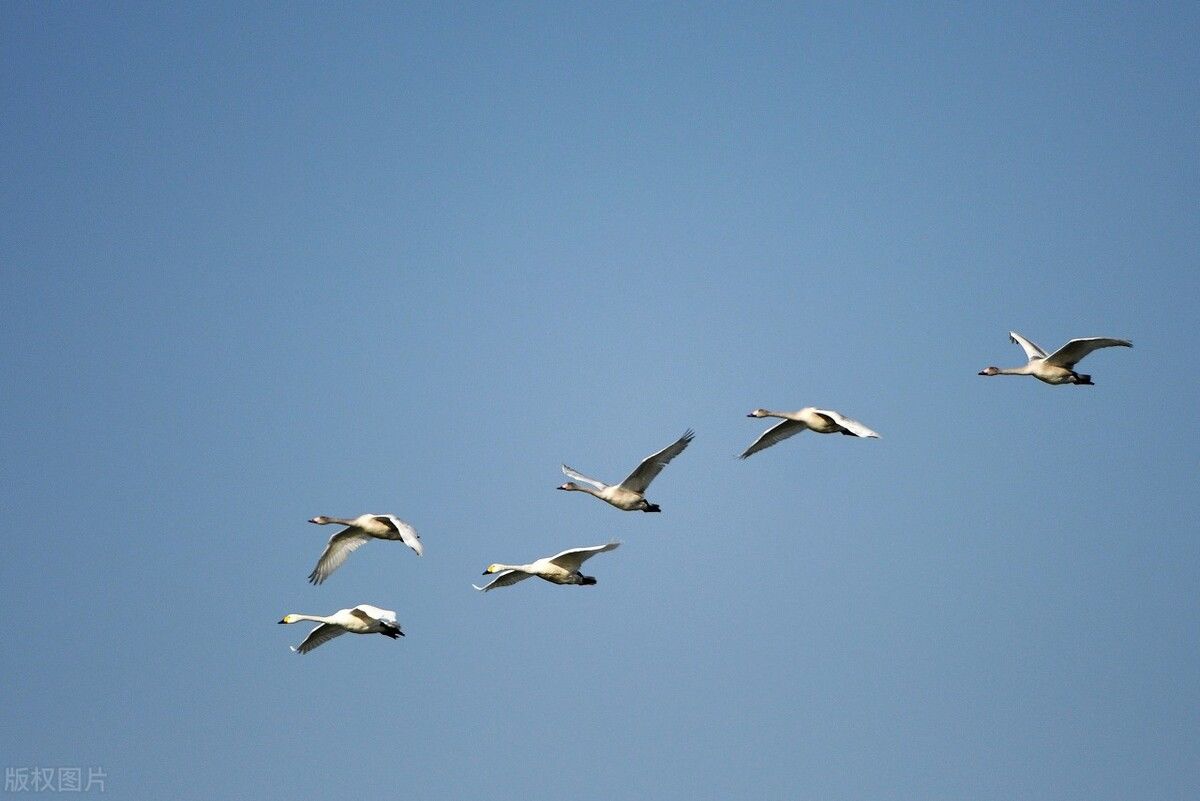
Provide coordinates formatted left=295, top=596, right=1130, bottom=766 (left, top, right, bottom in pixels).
left=352, top=604, right=396, bottom=625
left=547, top=542, right=620, bottom=572
left=1009, top=331, right=1048, bottom=361
left=375, top=515, right=423, bottom=556
left=473, top=570, right=534, bottom=592
left=308, top=529, right=373, bottom=585
left=1043, top=337, right=1132, bottom=369
left=739, top=419, right=804, bottom=459
left=292, top=623, right=346, bottom=654
left=812, top=409, right=880, bottom=438
left=617, top=429, right=694, bottom=493
left=561, top=465, right=607, bottom=490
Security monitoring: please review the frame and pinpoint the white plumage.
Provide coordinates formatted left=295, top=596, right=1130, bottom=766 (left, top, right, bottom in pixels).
left=474, top=543, right=621, bottom=592
left=979, top=331, right=1131, bottom=385
left=306, top=514, right=422, bottom=585
left=558, top=431, right=694, bottom=512
left=740, top=408, right=879, bottom=459
left=277, top=604, right=403, bottom=654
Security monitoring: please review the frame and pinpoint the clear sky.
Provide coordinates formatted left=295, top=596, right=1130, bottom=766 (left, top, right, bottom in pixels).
left=2, top=4, right=1197, bottom=799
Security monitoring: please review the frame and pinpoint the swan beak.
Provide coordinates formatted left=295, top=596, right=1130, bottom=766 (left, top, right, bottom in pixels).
left=307, top=517, right=319, bottom=524
left=276, top=619, right=286, bottom=624
left=481, top=569, right=490, bottom=575
left=745, top=413, right=755, bottom=417
left=977, top=370, right=987, bottom=375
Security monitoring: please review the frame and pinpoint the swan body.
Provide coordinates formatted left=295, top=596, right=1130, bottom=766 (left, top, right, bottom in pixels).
left=979, top=331, right=1131, bottom=385
left=474, top=542, right=620, bottom=592
left=306, top=513, right=422, bottom=585
left=558, top=430, right=694, bottom=512
left=740, top=408, right=879, bottom=459
left=277, top=604, right=403, bottom=654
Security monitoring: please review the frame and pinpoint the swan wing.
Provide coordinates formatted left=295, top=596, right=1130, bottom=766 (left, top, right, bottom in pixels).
left=375, top=515, right=423, bottom=556
left=473, top=569, right=533, bottom=592
left=308, top=529, right=373, bottom=585
left=352, top=605, right=397, bottom=625
left=739, top=419, right=804, bottom=459
left=548, top=542, right=620, bottom=571
left=561, top=465, right=608, bottom=491
left=1043, top=337, right=1132, bottom=369
left=292, top=623, right=346, bottom=654
left=618, top=429, right=694, bottom=493
left=812, top=409, right=880, bottom=438
left=1009, top=331, right=1048, bottom=361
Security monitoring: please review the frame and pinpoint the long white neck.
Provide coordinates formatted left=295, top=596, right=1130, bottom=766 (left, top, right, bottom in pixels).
left=999, top=365, right=1033, bottom=375
left=286, top=614, right=334, bottom=624
left=492, top=563, right=534, bottom=573
left=317, top=517, right=357, bottom=526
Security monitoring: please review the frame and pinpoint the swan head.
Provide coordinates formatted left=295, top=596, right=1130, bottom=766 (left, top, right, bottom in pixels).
left=747, top=408, right=770, bottom=418
left=278, top=614, right=300, bottom=624
left=557, top=482, right=579, bottom=491
left=978, top=366, right=1000, bottom=376
left=483, top=564, right=503, bottom=575
left=308, top=516, right=331, bottom=525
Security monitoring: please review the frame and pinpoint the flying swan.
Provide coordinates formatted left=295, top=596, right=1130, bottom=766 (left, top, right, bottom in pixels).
left=740, top=408, right=880, bottom=459
left=306, top=514, right=423, bottom=585
left=978, top=331, right=1132, bottom=385
left=277, top=604, right=403, bottom=654
left=474, top=542, right=621, bottom=592
left=558, top=430, right=694, bottom=512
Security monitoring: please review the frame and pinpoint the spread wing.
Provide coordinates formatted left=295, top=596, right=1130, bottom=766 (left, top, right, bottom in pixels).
left=1043, top=337, right=1132, bottom=369
left=617, top=429, right=694, bottom=493
left=561, top=465, right=607, bottom=491
left=548, top=542, right=620, bottom=572
left=739, top=419, right=804, bottom=459
left=1009, top=331, right=1048, bottom=361
left=812, top=409, right=880, bottom=438
left=352, top=605, right=397, bottom=625
left=473, top=570, right=534, bottom=592
left=374, top=515, right=423, bottom=556
left=308, top=529, right=373, bottom=585
left=292, top=623, right=346, bottom=654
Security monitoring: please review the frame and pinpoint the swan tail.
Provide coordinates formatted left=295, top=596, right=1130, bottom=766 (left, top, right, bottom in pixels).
left=1075, top=373, right=1094, bottom=385
left=579, top=576, right=597, bottom=586
left=643, top=503, right=661, bottom=513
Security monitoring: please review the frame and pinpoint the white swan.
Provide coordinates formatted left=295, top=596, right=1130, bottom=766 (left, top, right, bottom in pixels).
left=740, top=408, right=879, bottom=459
left=306, top=514, right=422, bottom=585
left=558, top=430, right=694, bottom=512
left=277, top=604, right=403, bottom=654
left=979, top=331, right=1132, bottom=385
left=474, top=542, right=620, bottom=592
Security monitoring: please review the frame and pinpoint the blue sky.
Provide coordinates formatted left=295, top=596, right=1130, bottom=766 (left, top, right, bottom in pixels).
left=2, top=4, right=1197, bottom=799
